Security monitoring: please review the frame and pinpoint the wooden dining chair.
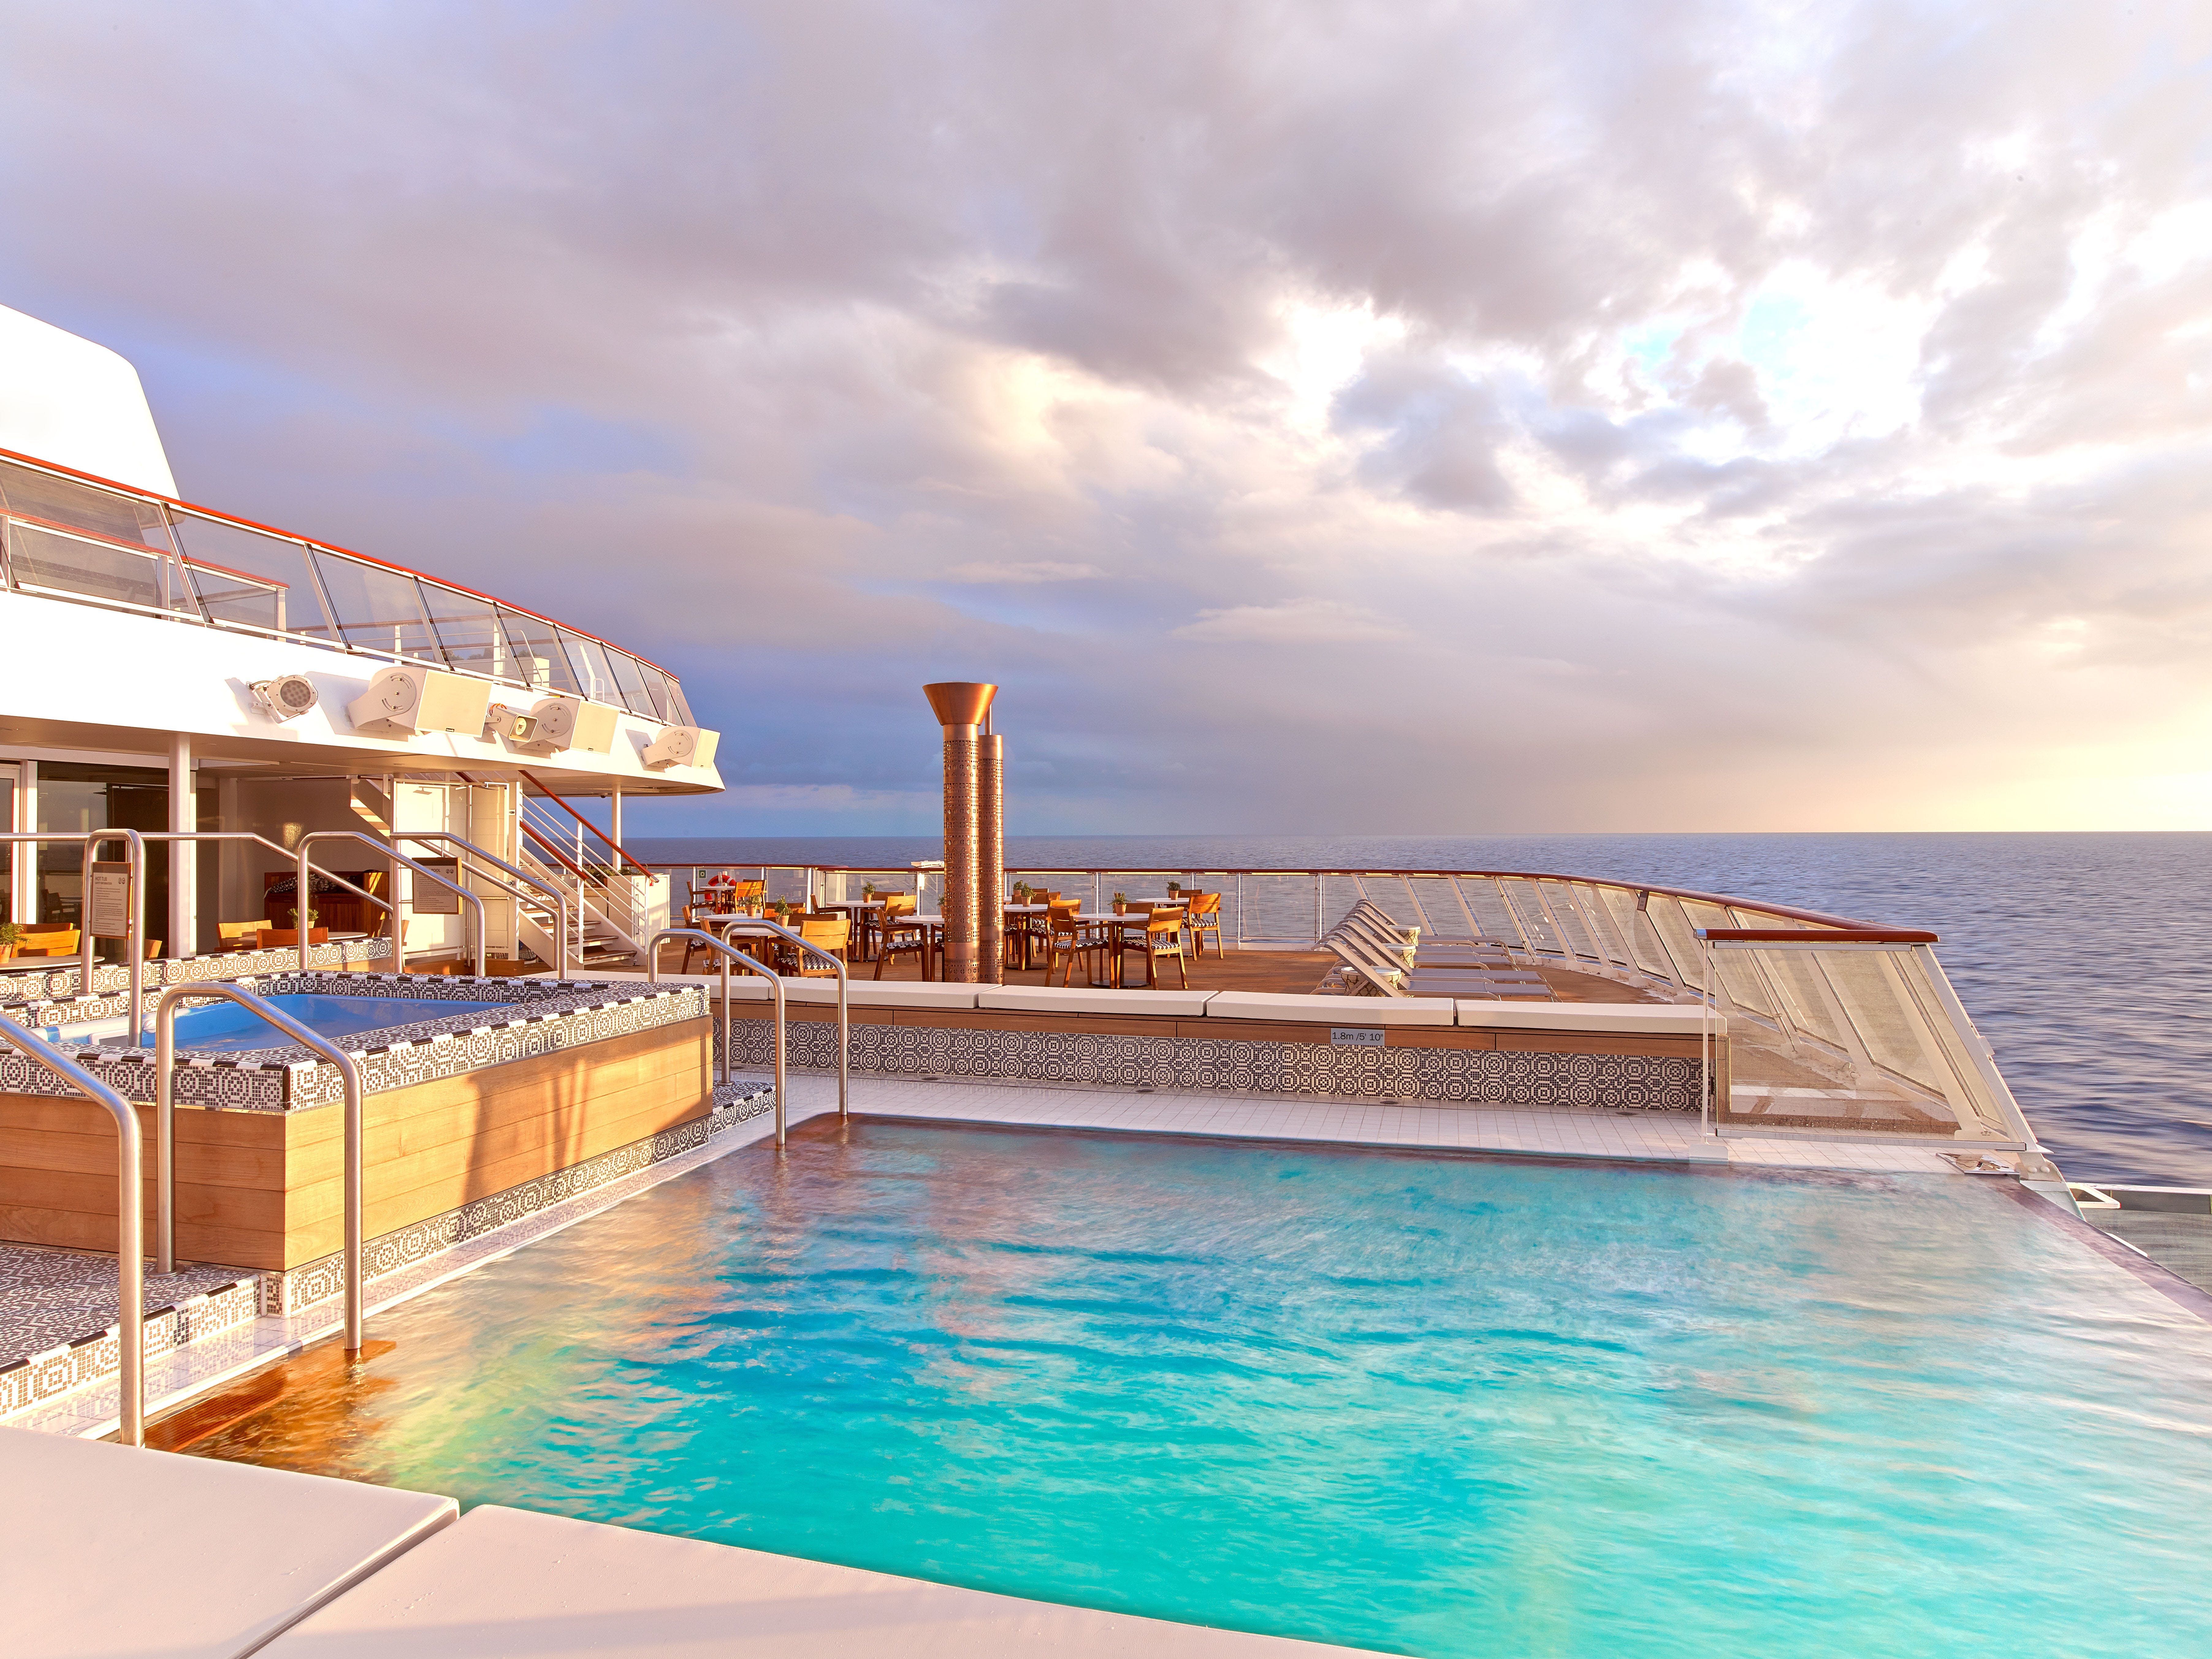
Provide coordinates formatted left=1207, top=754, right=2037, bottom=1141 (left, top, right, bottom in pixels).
left=874, top=902, right=929, bottom=980
left=1184, top=892, right=1223, bottom=958
left=1119, top=906, right=1190, bottom=988
left=795, top=917, right=850, bottom=975
left=1043, top=905, right=1105, bottom=987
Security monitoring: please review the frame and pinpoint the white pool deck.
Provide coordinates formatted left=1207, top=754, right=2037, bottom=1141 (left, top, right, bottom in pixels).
left=5, top=1077, right=1980, bottom=1658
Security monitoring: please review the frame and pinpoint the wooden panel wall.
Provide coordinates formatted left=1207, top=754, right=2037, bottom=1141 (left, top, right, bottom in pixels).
left=0, top=1017, right=711, bottom=1271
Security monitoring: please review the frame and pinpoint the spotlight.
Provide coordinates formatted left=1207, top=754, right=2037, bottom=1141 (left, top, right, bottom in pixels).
left=248, top=673, right=319, bottom=722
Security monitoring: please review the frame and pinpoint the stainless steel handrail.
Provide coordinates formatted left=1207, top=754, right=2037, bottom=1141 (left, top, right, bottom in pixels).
left=393, top=829, right=570, bottom=978
left=0, top=832, right=144, bottom=1031
left=707, top=918, right=849, bottom=1123
left=0, top=1022, right=145, bottom=1444
left=648, top=928, right=789, bottom=1147
left=152, top=983, right=369, bottom=1348
left=297, top=830, right=486, bottom=977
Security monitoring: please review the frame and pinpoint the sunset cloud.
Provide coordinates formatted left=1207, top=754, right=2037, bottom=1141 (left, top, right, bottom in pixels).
left=3, top=0, right=2207, bottom=831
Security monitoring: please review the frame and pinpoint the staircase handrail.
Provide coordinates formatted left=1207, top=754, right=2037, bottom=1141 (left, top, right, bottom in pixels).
left=519, top=769, right=652, bottom=875
left=392, top=830, right=571, bottom=978
left=297, top=830, right=486, bottom=976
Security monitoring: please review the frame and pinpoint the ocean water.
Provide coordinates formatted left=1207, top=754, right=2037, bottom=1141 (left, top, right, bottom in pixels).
left=189, top=1121, right=2212, bottom=1658
left=637, top=833, right=2212, bottom=1188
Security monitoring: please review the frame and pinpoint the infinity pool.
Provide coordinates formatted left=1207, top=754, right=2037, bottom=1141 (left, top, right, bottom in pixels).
left=64, top=993, right=514, bottom=1052
left=186, top=1121, right=2212, bottom=1656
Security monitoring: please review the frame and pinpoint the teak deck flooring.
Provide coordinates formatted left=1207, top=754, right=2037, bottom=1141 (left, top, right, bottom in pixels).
left=648, top=942, right=1659, bottom=1003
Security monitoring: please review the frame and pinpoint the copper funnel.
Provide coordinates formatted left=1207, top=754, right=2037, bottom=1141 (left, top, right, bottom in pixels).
left=923, top=682, right=998, bottom=728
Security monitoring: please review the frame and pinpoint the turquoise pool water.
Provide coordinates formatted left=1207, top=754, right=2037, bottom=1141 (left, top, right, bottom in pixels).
left=66, top=993, right=514, bottom=1052
left=190, top=1121, right=2212, bottom=1656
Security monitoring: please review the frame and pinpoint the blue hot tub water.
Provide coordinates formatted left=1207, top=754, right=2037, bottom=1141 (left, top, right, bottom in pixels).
left=185, top=1122, right=2212, bottom=1657
left=77, top=993, right=517, bottom=1052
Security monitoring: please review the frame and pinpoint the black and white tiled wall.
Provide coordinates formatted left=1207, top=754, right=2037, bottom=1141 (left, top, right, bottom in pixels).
left=730, top=1019, right=1700, bottom=1111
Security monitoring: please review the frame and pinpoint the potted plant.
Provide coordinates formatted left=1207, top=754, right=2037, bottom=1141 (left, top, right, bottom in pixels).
left=265, top=906, right=329, bottom=949
left=862, top=881, right=876, bottom=901
left=1112, top=891, right=1129, bottom=914
left=0, top=921, right=21, bottom=964
left=1167, top=880, right=1181, bottom=896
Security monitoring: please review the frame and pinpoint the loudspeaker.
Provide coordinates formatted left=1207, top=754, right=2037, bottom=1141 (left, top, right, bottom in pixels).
left=643, top=725, right=719, bottom=770
left=345, top=665, right=492, bottom=737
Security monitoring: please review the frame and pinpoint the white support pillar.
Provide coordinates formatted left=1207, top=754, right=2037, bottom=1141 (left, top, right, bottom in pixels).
left=609, top=789, right=622, bottom=857
left=10, top=761, right=33, bottom=923
left=168, top=734, right=195, bottom=959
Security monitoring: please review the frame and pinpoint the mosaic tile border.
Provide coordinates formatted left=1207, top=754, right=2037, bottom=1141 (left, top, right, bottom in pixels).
left=264, top=1083, right=773, bottom=1314
left=0, top=971, right=711, bottom=1112
left=0, top=1276, right=257, bottom=1420
left=731, top=1019, right=1700, bottom=1111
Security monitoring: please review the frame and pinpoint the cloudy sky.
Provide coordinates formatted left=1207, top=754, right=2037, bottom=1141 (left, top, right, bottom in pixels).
left=5, top=1, right=2209, bottom=833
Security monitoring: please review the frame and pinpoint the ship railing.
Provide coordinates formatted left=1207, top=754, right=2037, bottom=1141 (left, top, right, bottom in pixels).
left=649, top=860, right=2046, bottom=1165
left=0, top=446, right=693, bottom=724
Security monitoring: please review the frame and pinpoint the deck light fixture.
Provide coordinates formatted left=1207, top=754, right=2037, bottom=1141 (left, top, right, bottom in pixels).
left=248, top=673, right=318, bottom=722
left=923, top=681, right=998, bottom=984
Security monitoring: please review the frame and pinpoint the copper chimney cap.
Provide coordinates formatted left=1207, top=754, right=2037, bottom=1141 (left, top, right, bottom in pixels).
left=923, top=682, right=998, bottom=727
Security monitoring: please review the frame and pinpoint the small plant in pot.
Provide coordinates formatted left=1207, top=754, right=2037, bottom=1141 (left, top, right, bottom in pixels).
left=266, top=906, right=329, bottom=948
left=1113, top=891, right=1129, bottom=913
left=0, top=921, right=22, bottom=964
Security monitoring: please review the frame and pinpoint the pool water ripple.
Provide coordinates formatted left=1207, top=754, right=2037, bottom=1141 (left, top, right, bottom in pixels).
left=188, top=1120, right=2212, bottom=1657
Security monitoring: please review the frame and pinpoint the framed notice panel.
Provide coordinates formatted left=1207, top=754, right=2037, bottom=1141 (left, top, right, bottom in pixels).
left=412, top=857, right=462, bottom=915
left=87, top=861, right=134, bottom=940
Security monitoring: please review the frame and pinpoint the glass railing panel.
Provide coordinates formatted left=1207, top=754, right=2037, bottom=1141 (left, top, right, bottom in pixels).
left=1403, top=875, right=1478, bottom=940
left=1594, top=886, right=1675, bottom=981
left=3, top=519, right=185, bottom=614
left=0, top=458, right=171, bottom=549
left=629, top=661, right=677, bottom=723
left=1679, top=899, right=1779, bottom=1016
left=1642, top=894, right=1707, bottom=987
left=312, top=551, right=441, bottom=661
left=419, top=581, right=515, bottom=685
left=603, top=650, right=660, bottom=718
left=1499, top=879, right=1565, bottom=955
left=1814, top=948, right=1951, bottom=1096
left=1744, top=936, right=1856, bottom=1055
left=184, top=561, right=286, bottom=631
left=1457, top=878, right=1524, bottom=947
left=1883, top=948, right=2016, bottom=1141
left=495, top=609, right=584, bottom=697
left=1234, top=873, right=1318, bottom=943
left=558, top=629, right=623, bottom=706
left=1319, top=875, right=1366, bottom=936
left=1536, top=881, right=1602, bottom=962
left=168, top=512, right=331, bottom=637
left=1359, top=875, right=1418, bottom=932
left=1568, top=885, right=1629, bottom=967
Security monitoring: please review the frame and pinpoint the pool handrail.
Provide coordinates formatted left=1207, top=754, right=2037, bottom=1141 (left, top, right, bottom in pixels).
left=706, top=918, right=850, bottom=1124
left=0, top=831, right=148, bottom=1038
left=152, top=982, right=369, bottom=1348
left=297, top=830, right=486, bottom=977
left=0, top=1020, right=144, bottom=1445
left=391, top=829, right=571, bottom=979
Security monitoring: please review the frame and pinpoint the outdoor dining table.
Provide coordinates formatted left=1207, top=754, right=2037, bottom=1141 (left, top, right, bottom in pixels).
left=820, top=899, right=886, bottom=960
